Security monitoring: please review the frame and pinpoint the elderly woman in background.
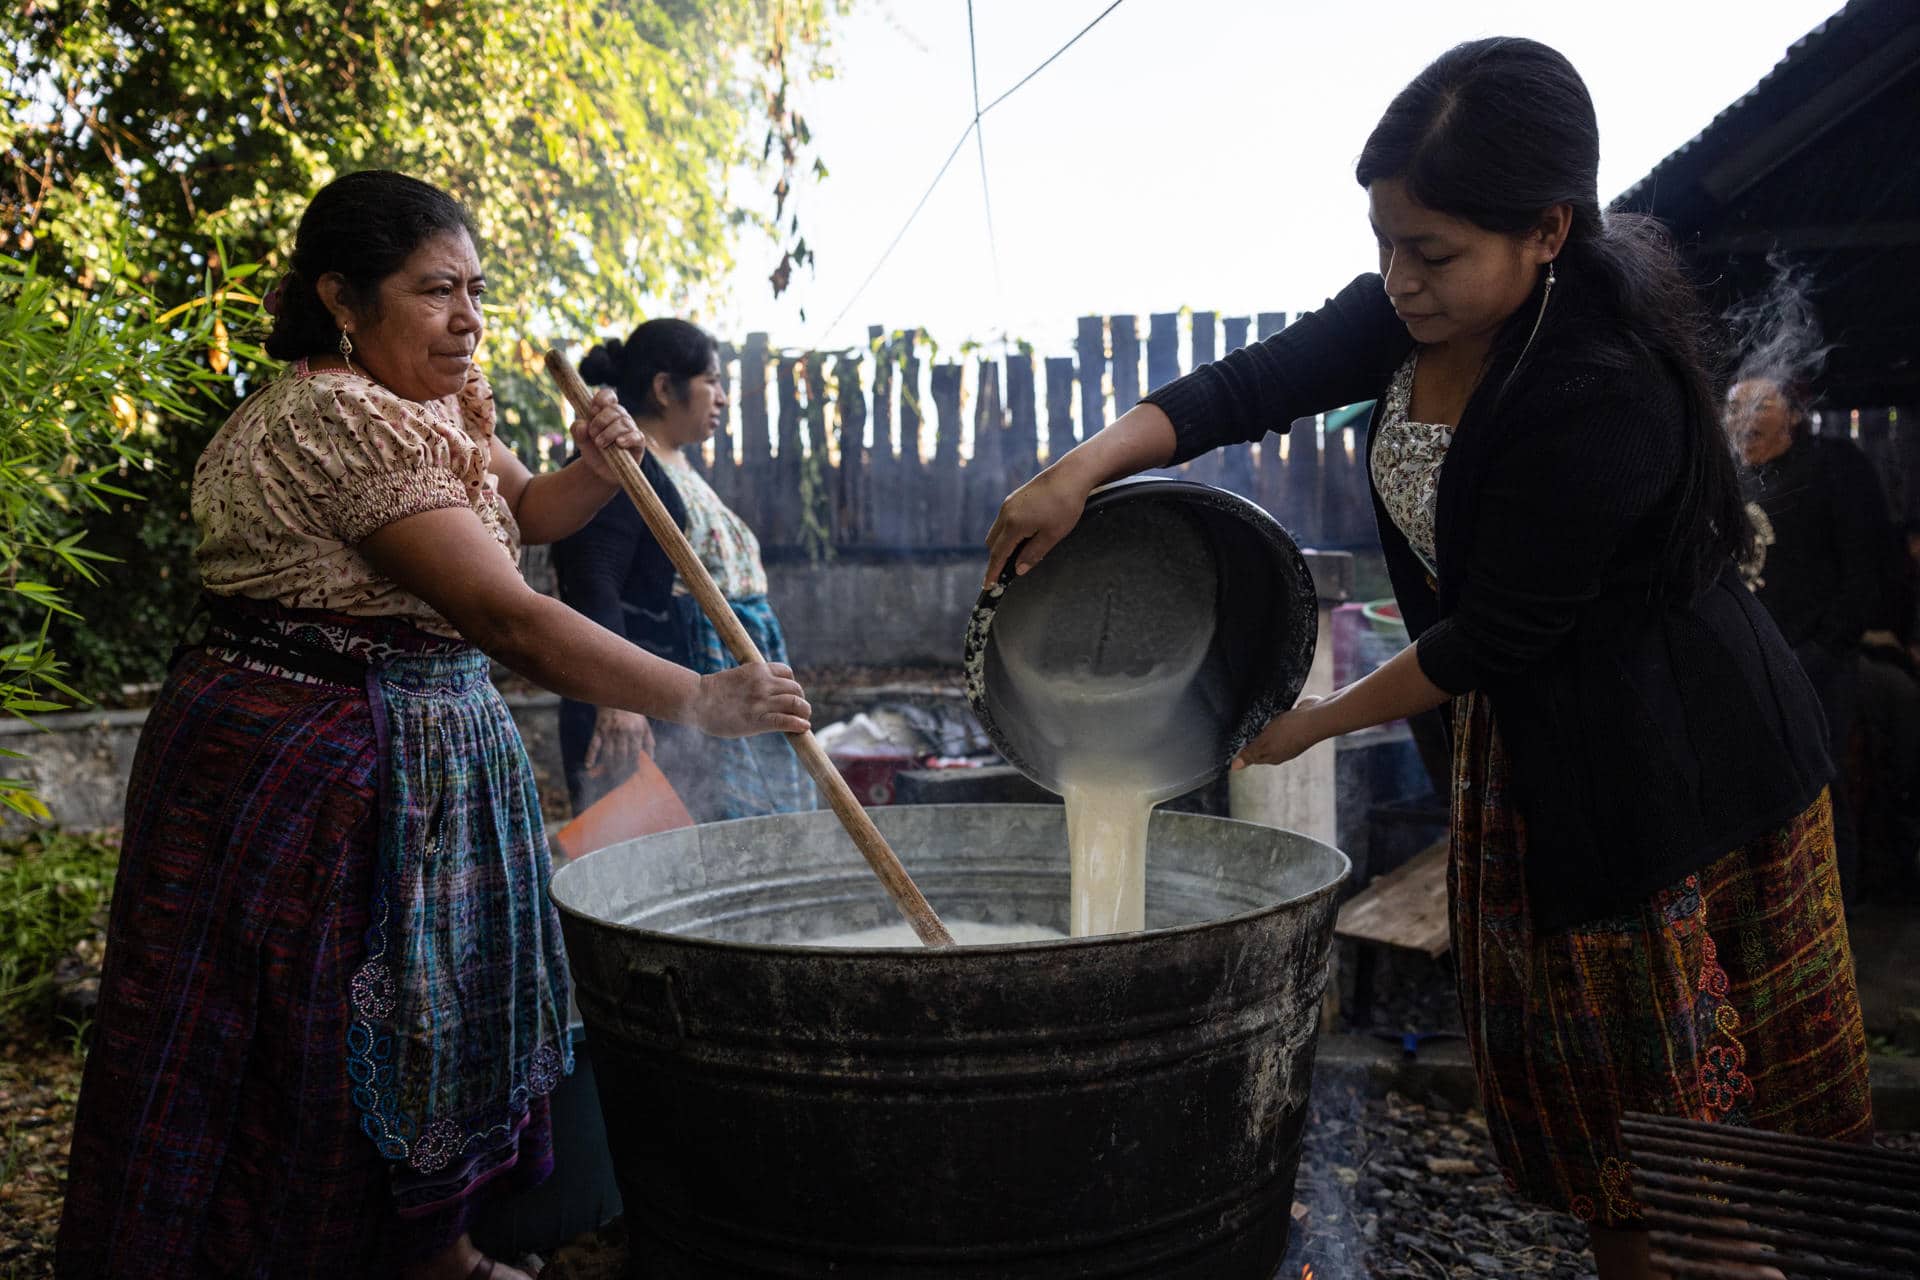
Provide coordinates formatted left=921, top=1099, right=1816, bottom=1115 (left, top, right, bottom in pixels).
left=56, top=172, right=810, bottom=1280
left=1725, top=303, right=1894, bottom=904
left=552, top=319, right=816, bottom=822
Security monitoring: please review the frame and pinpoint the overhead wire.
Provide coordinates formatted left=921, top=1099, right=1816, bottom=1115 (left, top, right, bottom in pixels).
left=815, top=0, right=1131, bottom=342
left=966, top=0, right=1005, bottom=335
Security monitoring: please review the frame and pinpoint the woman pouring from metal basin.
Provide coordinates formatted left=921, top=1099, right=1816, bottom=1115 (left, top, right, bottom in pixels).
left=985, top=38, right=1868, bottom=1280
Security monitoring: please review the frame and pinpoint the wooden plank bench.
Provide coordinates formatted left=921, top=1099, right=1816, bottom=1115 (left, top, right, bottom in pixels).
left=1335, top=836, right=1451, bottom=958
left=1326, top=837, right=1451, bottom=1031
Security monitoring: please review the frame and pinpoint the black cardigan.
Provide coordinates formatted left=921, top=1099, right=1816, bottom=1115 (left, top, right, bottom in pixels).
left=1745, top=433, right=1891, bottom=652
left=1146, top=272, right=1833, bottom=930
left=550, top=451, right=690, bottom=664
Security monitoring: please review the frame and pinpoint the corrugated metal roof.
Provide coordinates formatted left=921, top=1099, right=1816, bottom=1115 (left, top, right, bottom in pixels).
left=1613, top=0, right=1920, bottom=406
left=1614, top=2, right=1867, bottom=211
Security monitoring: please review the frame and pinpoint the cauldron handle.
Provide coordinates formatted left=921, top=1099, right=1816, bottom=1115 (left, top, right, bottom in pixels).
left=546, top=350, right=955, bottom=947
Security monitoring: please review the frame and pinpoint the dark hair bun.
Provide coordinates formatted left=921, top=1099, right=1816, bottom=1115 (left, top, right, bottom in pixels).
left=578, top=318, right=716, bottom=417
left=578, top=342, right=620, bottom=386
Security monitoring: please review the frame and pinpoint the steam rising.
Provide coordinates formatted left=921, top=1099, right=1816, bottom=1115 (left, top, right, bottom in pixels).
left=1724, top=257, right=1832, bottom=406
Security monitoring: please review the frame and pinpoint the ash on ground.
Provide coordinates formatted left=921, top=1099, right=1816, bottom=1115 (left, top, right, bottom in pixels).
left=1287, top=1086, right=1594, bottom=1279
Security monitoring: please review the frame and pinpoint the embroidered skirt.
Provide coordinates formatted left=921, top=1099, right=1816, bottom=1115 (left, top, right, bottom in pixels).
left=652, top=592, right=817, bottom=823
left=58, top=604, right=570, bottom=1277
left=1449, top=689, right=1873, bottom=1227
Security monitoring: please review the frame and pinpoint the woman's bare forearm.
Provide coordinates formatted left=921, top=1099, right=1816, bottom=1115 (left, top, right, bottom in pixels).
left=512, top=464, right=622, bottom=545
left=1310, top=642, right=1452, bottom=737
left=1052, top=402, right=1180, bottom=491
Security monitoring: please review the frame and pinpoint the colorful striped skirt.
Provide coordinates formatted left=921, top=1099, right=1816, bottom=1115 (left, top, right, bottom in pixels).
left=58, top=603, right=571, bottom=1277
left=652, top=592, right=817, bottom=823
left=1449, top=690, right=1873, bottom=1227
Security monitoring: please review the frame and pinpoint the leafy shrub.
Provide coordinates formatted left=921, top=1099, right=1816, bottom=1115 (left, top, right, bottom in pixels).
left=0, top=252, right=243, bottom=816
left=0, top=828, right=118, bottom=1028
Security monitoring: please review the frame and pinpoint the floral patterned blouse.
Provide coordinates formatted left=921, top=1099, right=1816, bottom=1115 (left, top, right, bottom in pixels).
left=1368, top=354, right=1451, bottom=570
left=651, top=448, right=768, bottom=600
left=193, top=361, right=517, bottom=637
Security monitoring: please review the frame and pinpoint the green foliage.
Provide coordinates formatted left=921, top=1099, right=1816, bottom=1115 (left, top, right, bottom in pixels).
left=0, top=828, right=119, bottom=1027
left=0, top=251, right=242, bottom=814
left=0, top=0, right=844, bottom=714
left=2, top=0, right=840, bottom=431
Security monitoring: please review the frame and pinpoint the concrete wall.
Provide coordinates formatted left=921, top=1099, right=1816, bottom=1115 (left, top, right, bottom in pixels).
left=0, top=695, right=573, bottom=838
left=765, top=557, right=984, bottom=668
left=6, top=550, right=1356, bottom=836
left=765, top=550, right=1354, bottom=670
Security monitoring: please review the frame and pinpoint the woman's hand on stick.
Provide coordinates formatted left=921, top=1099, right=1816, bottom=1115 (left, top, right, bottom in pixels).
left=693, top=662, right=813, bottom=738
left=572, top=388, right=646, bottom=486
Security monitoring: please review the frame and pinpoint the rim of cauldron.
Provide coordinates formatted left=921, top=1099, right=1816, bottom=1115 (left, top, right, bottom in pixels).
left=962, top=477, right=1318, bottom=799
left=547, top=804, right=1351, bottom=954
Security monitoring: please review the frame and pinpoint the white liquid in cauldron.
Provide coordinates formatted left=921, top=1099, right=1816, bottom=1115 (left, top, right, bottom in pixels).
left=807, top=920, right=1065, bottom=947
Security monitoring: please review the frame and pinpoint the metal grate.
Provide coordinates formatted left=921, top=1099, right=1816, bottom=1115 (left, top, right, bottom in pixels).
left=1621, top=1111, right=1920, bottom=1279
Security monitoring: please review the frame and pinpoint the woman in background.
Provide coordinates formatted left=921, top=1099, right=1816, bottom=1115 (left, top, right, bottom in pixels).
left=553, top=319, right=816, bottom=822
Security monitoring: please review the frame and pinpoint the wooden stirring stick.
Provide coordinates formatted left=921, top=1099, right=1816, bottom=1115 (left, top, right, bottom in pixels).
left=546, top=350, right=956, bottom=947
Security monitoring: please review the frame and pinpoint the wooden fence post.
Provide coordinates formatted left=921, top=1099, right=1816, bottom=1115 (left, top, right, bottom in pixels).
left=1146, top=312, right=1180, bottom=396
left=932, top=362, right=965, bottom=547
left=1007, top=350, right=1039, bottom=485
left=1045, top=356, right=1077, bottom=465
left=774, top=355, right=802, bottom=550
left=803, top=354, right=832, bottom=553
left=867, top=327, right=897, bottom=547
left=1077, top=316, right=1106, bottom=440
left=970, top=357, right=1008, bottom=543
left=1110, top=314, right=1141, bottom=410
left=739, top=332, right=770, bottom=537
left=836, top=352, right=867, bottom=546
left=901, top=331, right=926, bottom=544
left=1282, top=420, right=1322, bottom=547
left=1253, top=313, right=1292, bottom=532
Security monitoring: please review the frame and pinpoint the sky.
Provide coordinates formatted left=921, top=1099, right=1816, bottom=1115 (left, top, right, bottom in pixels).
left=704, top=0, right=1846, bottom=358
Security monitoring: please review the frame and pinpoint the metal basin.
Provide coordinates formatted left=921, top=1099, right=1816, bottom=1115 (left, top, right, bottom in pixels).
left=550, top=804, right=1350, bottom=1279
left=964, top=478, right=1318, bottom=800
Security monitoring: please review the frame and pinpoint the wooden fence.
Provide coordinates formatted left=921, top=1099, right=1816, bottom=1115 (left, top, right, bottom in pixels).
left=670, top=312, right=1919, bottom=560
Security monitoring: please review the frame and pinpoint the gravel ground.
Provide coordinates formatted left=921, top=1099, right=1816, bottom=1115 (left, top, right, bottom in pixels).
left=0, top=1033, right=83, bottom=1278
left=7, top=1022, right=1918, bottom=1279
left=1287, top=1085, right=1595, bottom=1278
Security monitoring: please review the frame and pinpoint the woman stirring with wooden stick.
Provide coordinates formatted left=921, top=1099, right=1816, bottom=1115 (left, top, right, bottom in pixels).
left=57, top=171, right=810, bottom=1280
left=987, top=39, right=1868, bottom=1280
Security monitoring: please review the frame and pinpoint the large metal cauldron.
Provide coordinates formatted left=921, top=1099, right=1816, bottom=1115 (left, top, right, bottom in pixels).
left=549, top=804, right=1349, bottom=1280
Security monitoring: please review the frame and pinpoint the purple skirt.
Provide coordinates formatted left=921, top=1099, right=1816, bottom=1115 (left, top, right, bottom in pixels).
left=57, top=639, right=555, bottom=1278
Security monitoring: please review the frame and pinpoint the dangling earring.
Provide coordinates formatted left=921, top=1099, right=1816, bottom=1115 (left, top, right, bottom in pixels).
left=1518, top=260, right=1555, bottom=355
left=338, top=329, right=355, bottom=364
left=1498, top=259, right=1557, bottom=401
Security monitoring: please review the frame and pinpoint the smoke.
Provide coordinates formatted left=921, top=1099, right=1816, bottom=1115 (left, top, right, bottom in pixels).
left=1723, top=257, right=1833, bottom=411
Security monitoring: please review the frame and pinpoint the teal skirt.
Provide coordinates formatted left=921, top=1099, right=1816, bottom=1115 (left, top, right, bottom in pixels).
left=348, top=646, right=574, bottom=1212
left=654, top=593, right=818, bottom=823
